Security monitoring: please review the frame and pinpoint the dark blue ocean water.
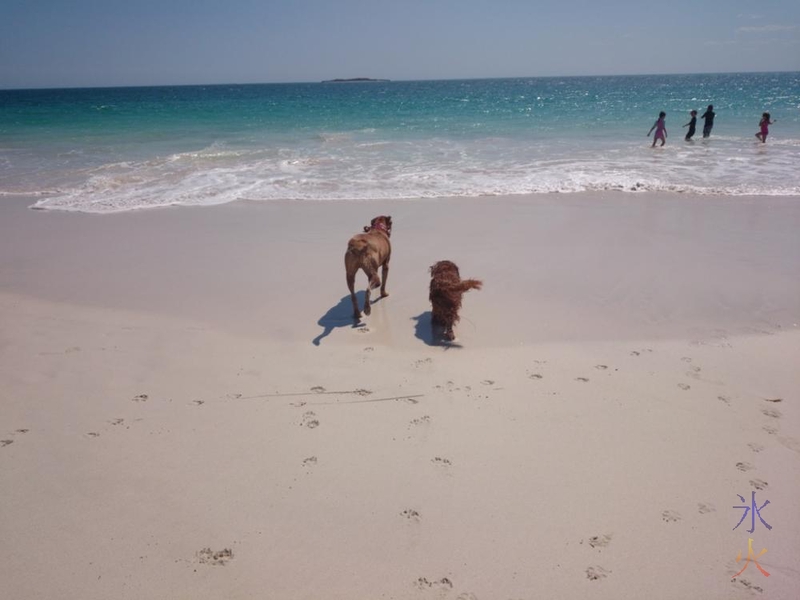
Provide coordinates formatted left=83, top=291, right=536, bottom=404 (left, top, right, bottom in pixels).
left=1, top=73, right=798, bottom=212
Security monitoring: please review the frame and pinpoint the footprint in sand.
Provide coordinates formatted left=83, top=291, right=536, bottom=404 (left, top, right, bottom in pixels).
left=595, top=365, right=608, bottom=370
left=191, top=400, right=205, bottom=406
left=749, top=479, right=768, bottom=490
left=586, top=566, right=611, bottom=581
left=310, top=386, right=326, bottom=393
left=588, top=534, right=612, bottom=548
left=762, top=425, right=778, bottom=435
left=747, top=442, right=765, bottom=453
left=736, top=462, right=754, bottom=472
left=718, top=395, right=731, bottom=405
left=409, top=415, right=431, bottom=428
left=677, top=383, right=691, bottom=391
left=132, top=394, right=148, bottom=402
left=661, top=510, right=681, bottom=523
left=761, top=408, right=781, bottom=419
left=85, top=432, right=100, bottom=438
left=197, top=548, right=233, bottom=566
left=1, top=440, right=13, bottom=447
left=528, top=373, right=543, bottom=380
left=300, top=411, right=320, bottom=429
left=414, top=358, right=433, bottom=368
left=681, top=357, right=693, bottom=363
left=576, top=377, right=590, bottom=383
left=302, top=456, right=317, bottom=467
left=431, top=456, right=452, bottom=468
left=763, top=397, right=782, bottom=403
left=481, top=379, right=495, bottom=386
left=401, top=509, right=421, bottom=522
left=698, top=503, right=716, bottom=514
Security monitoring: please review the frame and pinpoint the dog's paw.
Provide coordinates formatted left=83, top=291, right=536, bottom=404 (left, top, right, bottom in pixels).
left=363, top=304, right=371, bottom=316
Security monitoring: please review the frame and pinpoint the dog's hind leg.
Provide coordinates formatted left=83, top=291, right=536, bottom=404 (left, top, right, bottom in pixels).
left=346, top=269, right=361, bottom=319
left=363, top=264, right=379, bottom=316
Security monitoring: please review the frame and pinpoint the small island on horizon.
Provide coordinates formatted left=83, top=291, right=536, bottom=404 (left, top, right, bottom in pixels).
left=322, top=77, right=390, bottom=83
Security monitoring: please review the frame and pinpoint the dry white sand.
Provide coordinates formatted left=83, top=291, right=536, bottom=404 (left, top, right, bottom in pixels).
left=1, top=193, right=798, bottom=599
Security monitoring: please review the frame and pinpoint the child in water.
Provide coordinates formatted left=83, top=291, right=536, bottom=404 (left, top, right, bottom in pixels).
left=683, top=110, right=697, bottom=141
left=755, top=112, right=776, bottom=143
left=648, top=111, right=667, bottom=147
left=701, top=105, right=715, bottom=138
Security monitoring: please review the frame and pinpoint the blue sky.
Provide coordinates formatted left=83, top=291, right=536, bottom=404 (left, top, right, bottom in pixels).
left=1, top=0, right=798, bottom=89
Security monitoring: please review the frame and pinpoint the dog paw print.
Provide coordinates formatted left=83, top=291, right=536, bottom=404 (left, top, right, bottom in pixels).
left=302, top=456, right=317, bottom=467
left=414, top=577, right=453, bottom=591
left=735, top=462, right=754, bottom=472
left=763, top=397, right=782, bottom=403
left=300, top=411, right=319, bottom=429
left=586, top=566, right=611, bottom=581
left=677, top=383, right=691, bottom=391
left=747, top=442, right=765, bottom=453
left=401, top=509, right=421, bottom=521
left=749, top=479, right=768, bottom=491
left=409, top=415, right=431, bottom=428
left=576, top=377, right=590, bottom=383
left=761, top=408, right=781, bottom=419
left=718, top=395, right=731, bottom=405
left=1, top=440, right=13, bottom=448
left=588, top=534, right=612, bottom=549
left=131, top=394, right=148, bottom=402
left=310, top=386, right=326, bottom=393
left=662, top=510, right=681, bottom=523
left=528, top=373, right=543, bottom=380
left=595, top=365, right=608, bottom=370
left=431, top=456, right=452, bottom=467
left=197, top=548, right=233, bottom=566
left=698, top=503, right=716, bottom=514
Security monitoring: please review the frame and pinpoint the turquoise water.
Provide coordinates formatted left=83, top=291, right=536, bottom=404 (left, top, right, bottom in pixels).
left=1, top=73, right=799, bottom=212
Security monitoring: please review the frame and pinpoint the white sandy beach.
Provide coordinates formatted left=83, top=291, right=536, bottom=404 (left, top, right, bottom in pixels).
left=1, top=193, right=799, bottom=599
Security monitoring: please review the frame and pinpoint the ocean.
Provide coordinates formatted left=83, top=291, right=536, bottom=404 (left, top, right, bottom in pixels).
left=1, top=72, right=799, bottom=213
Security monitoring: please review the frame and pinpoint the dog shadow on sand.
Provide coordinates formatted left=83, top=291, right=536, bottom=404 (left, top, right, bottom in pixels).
left=412, top=312, right=463, bottom=348
left=313, top=293, right=383, bottom=346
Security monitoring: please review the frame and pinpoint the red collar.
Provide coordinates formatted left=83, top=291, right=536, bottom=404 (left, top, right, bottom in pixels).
left=371, top=222, right=389, bottom=235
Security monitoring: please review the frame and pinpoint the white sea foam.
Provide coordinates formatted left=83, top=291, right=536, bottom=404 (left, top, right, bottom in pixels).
left=17, top=132, right=800, bottom=213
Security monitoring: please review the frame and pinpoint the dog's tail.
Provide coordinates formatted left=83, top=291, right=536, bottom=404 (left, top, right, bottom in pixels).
left=457, top=279, right=483, bottom=293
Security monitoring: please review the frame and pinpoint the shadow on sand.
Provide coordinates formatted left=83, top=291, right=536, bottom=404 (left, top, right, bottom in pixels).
left=411, top=311, right=462, bottom=348
left=313, top=293, right=383, bottom=346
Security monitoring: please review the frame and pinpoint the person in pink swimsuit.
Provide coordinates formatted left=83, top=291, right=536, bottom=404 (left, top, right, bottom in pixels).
left=648, top=111, right=667, bottom=147
left=755, top=112, right=776, bottom=143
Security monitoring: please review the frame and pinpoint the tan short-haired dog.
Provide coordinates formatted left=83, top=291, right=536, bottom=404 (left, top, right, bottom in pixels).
left=345, top=215, right=392, bottom=319
left=429, top=260, right=482, bottom=341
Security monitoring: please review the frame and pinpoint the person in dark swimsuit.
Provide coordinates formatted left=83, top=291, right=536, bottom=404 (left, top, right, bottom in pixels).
left=701, top=105, right=715, bottom=138
left=683, top=110, right=697, bottom=141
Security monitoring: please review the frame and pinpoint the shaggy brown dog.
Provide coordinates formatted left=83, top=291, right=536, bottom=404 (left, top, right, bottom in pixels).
left=429, top=260, right=482, bottom=341
left=345, top=215, right=392, bottom=319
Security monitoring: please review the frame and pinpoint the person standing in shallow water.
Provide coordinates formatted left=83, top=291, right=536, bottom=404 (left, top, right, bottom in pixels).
left=755, top=112, right=776, bottom=143
left=648, top=111, right=667, bottom=147
left=683, top=110, right=697, bottom=141
left=701, top=104, right=715, bottom=138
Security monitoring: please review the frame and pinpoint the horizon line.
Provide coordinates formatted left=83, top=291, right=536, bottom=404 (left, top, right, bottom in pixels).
left=2, top=69, right=798, bottom=92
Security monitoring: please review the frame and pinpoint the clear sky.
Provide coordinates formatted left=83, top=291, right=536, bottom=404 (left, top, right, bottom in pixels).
left=2, top=0, right=799, bottom=89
